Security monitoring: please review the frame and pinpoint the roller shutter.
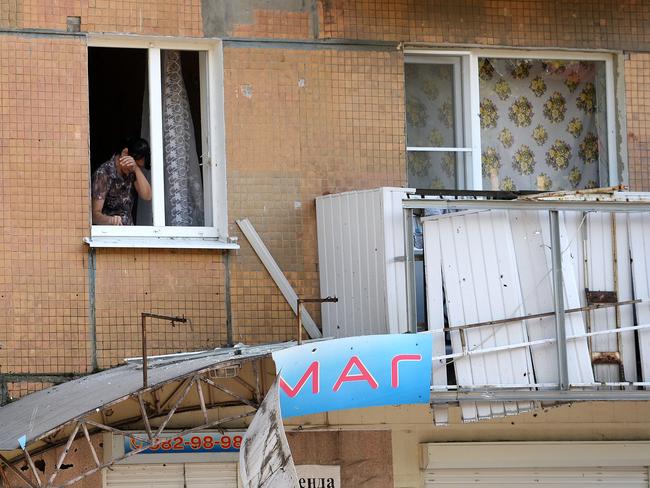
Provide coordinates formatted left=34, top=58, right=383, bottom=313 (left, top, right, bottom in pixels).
left=424, top=467, right=649, bottom=487
left=105, top=463, right=238, bottom=488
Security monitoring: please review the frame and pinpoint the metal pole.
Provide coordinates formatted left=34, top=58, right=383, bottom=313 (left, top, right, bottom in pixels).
left=297, top=300, right=303, bottom=345
left=296, top=297, right=338, bottom=345
left=0, top=376, right=7, bottom=406
left=87, top=248, right=97, bottom=372
left=224, top=251, right=233, bottom=347
left=141, top=314, right=148, bottom=389
left=550, top=210, right=569, bottom=390
left=140, top=313, right=187, bottom=390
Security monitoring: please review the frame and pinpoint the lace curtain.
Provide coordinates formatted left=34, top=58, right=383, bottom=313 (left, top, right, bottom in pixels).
left=137, top=50, right=204, bottom=226
left=162, top=50, right=204, bottom=226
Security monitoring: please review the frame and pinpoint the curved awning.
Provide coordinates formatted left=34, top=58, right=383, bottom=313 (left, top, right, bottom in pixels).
left=0, top=342, right=292, bottom=452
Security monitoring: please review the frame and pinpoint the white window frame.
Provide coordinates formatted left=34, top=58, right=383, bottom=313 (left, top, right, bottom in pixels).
left=86, top=35, right=233, bottom=249
left=404, top=48, right=621, bottom=190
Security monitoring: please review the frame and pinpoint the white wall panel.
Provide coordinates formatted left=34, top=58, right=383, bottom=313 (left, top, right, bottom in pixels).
left=423, top=216, right=448, bottom=425
left=508, top=211, right=594, bottom=386
left=628, top=213, right=650, bottom=384
left=424, top=210, right=533, bottom=422
left=316, top=188, right=410, bottom=338
left=382, top=187, right=409, bottom=333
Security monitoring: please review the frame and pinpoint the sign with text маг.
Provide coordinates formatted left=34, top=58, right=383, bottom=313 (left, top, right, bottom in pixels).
left=272, top=334, right=433, bottom=418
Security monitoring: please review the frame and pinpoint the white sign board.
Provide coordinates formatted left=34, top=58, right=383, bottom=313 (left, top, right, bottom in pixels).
left=296, top=465, right=341, bottom=488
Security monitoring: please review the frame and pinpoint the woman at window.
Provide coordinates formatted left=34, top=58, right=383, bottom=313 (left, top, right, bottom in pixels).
left=91, top=137, right=152, bottom=225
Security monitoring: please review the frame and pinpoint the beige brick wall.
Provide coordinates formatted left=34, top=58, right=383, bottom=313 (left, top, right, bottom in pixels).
left=231, top=9, right=312, bottom=39
left=625, top=52, right=650, bottom=192
left=0, top=35, right=89, bottom=374
left=320, top=0, right=650, bottom=50
left=94, top=249, right=228, bottom=368
left=224, top=46, right=405, bottom=343
left=0, top=0, right=202, bottom=36
left=0, top=1, right=649, bottom=383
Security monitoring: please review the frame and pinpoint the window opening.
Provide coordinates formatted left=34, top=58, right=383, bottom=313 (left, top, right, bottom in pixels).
left=405, top=56, right=471, bottom=190
left=89, top=46, right=209, bottom=229
left=478, top=58, right=609, bottom=192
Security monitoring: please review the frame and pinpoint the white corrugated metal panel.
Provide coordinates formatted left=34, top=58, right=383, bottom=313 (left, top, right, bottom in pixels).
left=423, top=216, right=448, bottom=425
left=381, top=187, right=409, bottom=334
left=423, top=210, right=533, bottom=422
left=424, top=467, right=648, bottom=486
left=629, top=213, right=650, bottom=384
left=105, top=464, right=185, bottom=488
left=508, top=211, right=594, bottom=386
left=316, top=188, right=410, bottom=338
left=185, top=463, right=238, bottom=487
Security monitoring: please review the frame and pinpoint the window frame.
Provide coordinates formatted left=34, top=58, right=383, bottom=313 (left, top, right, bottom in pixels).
left=86, top=35, right=230, bottom=247
left=404, top=48, right=621, bottom=190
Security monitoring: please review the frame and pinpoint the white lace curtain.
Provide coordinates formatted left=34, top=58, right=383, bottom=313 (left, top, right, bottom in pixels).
left=138, top=50, right=204, bottom=226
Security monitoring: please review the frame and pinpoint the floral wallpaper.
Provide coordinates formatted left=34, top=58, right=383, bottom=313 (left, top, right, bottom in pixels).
left=405, top=63, right=462, bottom=189
left=479, top=58, right=608, bottom=191
left=405, top=57, right=609, bottom=191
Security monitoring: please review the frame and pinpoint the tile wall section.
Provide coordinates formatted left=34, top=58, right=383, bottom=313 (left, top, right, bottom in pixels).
left=230, top=8, right=312, bottom=39
left=2, top=1, right=650, bottom=378
left=320, top=0, right=650, bottom=51
left=0, top=35, right=89, bottom=374
left=224, top=46, right=405, bottom=343
left=625, top=53, right=650, bottom=192
left=0, top=0, right=202, bottom=36
left=94, top=249, right=228, bottom=368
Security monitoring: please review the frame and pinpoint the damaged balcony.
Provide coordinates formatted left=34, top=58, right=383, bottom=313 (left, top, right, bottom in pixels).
left=316, top=187, right=650, bottom=423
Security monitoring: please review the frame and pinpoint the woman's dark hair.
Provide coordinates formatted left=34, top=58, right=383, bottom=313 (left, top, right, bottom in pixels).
left=117, top=137, right=151, bottom=169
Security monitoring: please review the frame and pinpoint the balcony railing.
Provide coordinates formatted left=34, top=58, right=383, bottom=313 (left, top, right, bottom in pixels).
left=401, top=189, right=650, bottom=421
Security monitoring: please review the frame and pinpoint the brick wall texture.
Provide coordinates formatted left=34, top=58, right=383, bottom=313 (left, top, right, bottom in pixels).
left=0, top=0, right=649, bottom=385
left=0, top=0, right=202, bottom=36
left=319, top=0, right=650, bottom=50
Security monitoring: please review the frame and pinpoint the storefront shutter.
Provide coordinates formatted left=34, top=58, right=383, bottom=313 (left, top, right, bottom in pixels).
left=424, top=467, right=649, bottom=487
left=105, top=463, right=238, bottom=488
left=185, top=463, right=238, bottom=487
left=104, top=464, right=185, bottom=487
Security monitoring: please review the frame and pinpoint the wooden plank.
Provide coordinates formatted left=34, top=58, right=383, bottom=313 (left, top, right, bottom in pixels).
left=236, top=218, right=321, bottom=339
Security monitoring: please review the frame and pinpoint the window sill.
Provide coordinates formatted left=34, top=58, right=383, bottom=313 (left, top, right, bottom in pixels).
left=83, top=236, right=239, bottom=250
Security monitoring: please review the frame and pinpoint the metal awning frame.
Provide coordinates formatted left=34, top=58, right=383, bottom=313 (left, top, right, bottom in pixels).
left=0, top=357, right=265, bottom=488
left=404, top=193, right=650, bottom=404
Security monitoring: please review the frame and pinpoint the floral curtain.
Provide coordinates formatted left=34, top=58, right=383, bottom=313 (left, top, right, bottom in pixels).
left=479, top=58, right=608, bottom=191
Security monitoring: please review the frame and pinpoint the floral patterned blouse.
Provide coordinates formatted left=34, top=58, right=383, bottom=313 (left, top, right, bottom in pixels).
left=91, top=156, right=137, bottom=225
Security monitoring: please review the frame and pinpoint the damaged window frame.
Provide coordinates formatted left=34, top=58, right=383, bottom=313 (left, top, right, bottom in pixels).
left=404, top=48, right=624, bottom=190
left=85, top=35, right=231, bottom=248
